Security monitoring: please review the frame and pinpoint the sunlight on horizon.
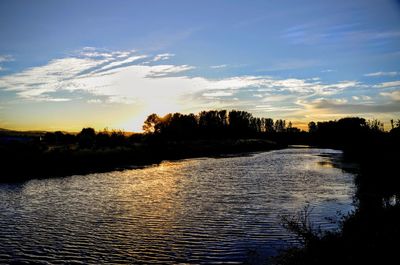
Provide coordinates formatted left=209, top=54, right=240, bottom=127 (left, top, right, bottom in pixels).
left=0, top=0, right=399, bottom=132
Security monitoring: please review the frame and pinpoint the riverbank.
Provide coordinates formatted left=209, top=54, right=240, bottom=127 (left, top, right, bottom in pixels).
left=271, top=141, right=400, bottom=265
left=0, top=138, right=282, bottom=182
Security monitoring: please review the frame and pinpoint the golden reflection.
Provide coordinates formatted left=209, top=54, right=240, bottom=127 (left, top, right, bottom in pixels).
left=318, top=161, right=334, bottom=168
left=110, top=160, right=198, bottom=244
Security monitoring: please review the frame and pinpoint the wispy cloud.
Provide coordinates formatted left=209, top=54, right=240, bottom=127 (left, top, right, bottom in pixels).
left=87, top=99, right=102, bottom=104
left=4, top=47, right=394, bottom=130
left=153, top=53, right=175, bottom=61
left=210, top=64, right=227, bottom=69
left=364, top=71, right=399, bottom=77
left=257, top=59, right=318, bottom=72
left=252, top=105, right=301, bottom=112
left=0, top=48, right=364, bottom=106
left=321, top=69, right=335, bottom=73
left=96, top=55, right=148, bottom=72
left=203, top=91, right=233, bottom=97
left=146, top=64, right=195, bottom=77
left=261, top=94, right=294, bottom=102
left=299, top=98, right=400, bottom=115
left=352, top=95, right=371, bottom=101
left=374, top=80, right=400, bottom=88
left=380, top=91, right=400, bottom=101
left=0, top=55, right=14, bottom=63
left=282, top=21, right=400, bottom=46
left=258, top=78, right=358, bottom=95
left=0, top=55, right=14, bottom=71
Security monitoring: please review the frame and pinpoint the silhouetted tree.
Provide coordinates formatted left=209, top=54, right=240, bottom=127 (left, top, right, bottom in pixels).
left=110, top=130, right=126, bottom=147
left=228, top=110, right=254, bottom=137
left=143, top=114, right=162, bottom=134
left=252, top=117, right=263, bottom=133
left=264, top=118, right=275, bottom=133
left=274, top=119, right=286, bottom=133
left=43, top=131, right=75, bottom=145
left=96, top=129, right=111, bottom=148
left=367, top=119, right=384, bottom=132
left=309, top=117, right=371, bottom=147
left=199, top=110, right=228, bottom=137
left=390, top=119, right=400, bottom=136
left=43, top=132, right=57, bottom=144
left=308, top=121, right=317, bottom=134
left=77, top=127, right=96, bottom=149
left=286, top=122, right=301, bottom=134
left=163, top=113, right=198, bottom=139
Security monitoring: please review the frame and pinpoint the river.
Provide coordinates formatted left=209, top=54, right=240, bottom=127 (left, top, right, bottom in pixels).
left=0, top=148, right=356, bottom=264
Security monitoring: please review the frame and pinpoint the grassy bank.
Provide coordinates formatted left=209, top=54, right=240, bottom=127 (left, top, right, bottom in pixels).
left=272, top=139, right=400, bottom=265
left=0, top=138, right=281, bottom=182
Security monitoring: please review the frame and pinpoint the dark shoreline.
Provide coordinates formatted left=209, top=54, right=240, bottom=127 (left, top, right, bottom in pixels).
left=271, top=142, right=400, bottom=265
left=1, top=138, right=284, bottom=182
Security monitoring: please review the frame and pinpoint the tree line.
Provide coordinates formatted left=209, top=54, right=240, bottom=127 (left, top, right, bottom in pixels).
left=42, top=128, right=131, bottom=149
left=143, top=110, right=300, bottom=139
left=307, top=117, right=400, bottom=148
left=35, top=110, right=400, bottom=149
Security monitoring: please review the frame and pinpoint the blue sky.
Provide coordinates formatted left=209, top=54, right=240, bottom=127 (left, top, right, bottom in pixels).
left=0, top=0, right=400, bottom=131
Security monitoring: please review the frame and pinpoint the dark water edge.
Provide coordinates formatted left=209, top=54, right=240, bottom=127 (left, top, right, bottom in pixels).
left=271, top=144, right=400, bottom=265
left=1, top=139, right=282, bottom=182
left=0, top=148, right=356, bottom=264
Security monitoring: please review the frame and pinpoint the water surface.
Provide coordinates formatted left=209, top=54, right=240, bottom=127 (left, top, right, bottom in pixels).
left=0, top=148, right=356, bottom=264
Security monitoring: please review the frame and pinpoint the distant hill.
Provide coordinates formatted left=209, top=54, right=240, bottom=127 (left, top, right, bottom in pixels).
left=0, top=128, right=47, bottom=137
left=0, top=128, right=136, bottom=137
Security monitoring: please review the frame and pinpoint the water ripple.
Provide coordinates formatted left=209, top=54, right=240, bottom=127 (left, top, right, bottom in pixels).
left=0, top=148, right=356, bottom=264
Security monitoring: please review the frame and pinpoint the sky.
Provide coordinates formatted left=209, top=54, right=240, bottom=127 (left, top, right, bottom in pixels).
left=0, top=0, right=400, bottom=132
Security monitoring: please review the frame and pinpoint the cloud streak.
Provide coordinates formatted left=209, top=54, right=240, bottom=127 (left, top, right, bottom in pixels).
left=374, top=80, right=400, bottom=88
left=365, top=71, right=399, bottom=77
left=0, top=55, right=14, bottom=63
left=380, top=91, right=400, bottom=101
left=302, top=98, right=400, bottom=114
left=153, top=53, right=175, bottom=61
left=282, top=22, right=400, bottom=46
left=1, top=48, right=399, bottom=131
left=210, top=64, right=227, bottom=69
left=0, top=48, right=362, bottom=105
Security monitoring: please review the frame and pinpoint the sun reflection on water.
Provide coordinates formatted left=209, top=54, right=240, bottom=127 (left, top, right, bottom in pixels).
left=0, top=148, right=356, bottom=264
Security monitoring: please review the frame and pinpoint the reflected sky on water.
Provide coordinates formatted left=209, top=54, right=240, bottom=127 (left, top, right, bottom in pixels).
left=0, top=148, right=356, bottom=264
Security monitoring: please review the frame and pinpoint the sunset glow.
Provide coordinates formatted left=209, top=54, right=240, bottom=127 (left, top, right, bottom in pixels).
left=0, top=0, right=399, bottom=131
